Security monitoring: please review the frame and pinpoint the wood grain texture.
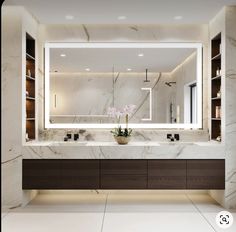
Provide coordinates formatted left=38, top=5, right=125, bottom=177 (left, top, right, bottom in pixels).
left=148, top=160, right=186, bottom=189
left=101, top=160, right=147, bottom=175
left=101, top=175, right=147, bottom=189
left=187, top=160, right=225, bottom=189
left=23, top=159, right=99, bottom=189
left=22, top=159, right=225, bottom=190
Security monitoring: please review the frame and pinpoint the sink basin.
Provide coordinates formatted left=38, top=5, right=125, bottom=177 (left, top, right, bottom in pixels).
left=159, top=142, right=194, bottom=145
left=60, top=141, right=88, bottom=146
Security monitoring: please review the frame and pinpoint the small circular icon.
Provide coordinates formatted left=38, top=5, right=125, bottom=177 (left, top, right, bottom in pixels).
left=216, top=211, right=234, bottom=229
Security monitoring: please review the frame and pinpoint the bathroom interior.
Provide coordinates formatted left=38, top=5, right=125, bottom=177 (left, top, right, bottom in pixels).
left=1, top=0, right=236, bottom=231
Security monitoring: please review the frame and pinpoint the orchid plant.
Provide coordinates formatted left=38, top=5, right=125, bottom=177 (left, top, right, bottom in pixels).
left=107, top=104, right=136, bottom=137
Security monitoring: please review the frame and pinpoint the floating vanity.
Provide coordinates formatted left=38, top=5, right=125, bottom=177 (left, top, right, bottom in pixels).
left=23, top=159, right=225, bottom=190
left=22, top=139, right=225, bottom=191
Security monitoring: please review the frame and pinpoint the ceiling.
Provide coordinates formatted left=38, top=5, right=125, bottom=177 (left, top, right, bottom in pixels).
left=50, top=47, right=195, bottom=73
left=4, top=0, right=236, bottom=24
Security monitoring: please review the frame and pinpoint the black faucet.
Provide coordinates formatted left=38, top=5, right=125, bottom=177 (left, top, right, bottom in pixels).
left=74, top=133, right=79, bottom=141
left=167, top=133, right=180, bottom=142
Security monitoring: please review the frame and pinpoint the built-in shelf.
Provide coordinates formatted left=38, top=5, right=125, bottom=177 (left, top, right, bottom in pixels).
left=212, top=75, right=221, bottom=80
left=26, top=118, right=35, bottom=121
left=26, top=96, right=35, bottom=101
left=212, top=118, right=221, bottom=120
left=25, top=33, right=36, bottom=141
left=26, top=53, right=35, bottom=60
left=211, top=53, right=221, bottom=60
left=26, top=75, right=35, bottom=81
left=211, top=33, right=222, bottom=141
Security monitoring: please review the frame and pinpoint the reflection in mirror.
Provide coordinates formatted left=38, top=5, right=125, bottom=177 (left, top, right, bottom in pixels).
left=45, top=43, right=202, bottom=128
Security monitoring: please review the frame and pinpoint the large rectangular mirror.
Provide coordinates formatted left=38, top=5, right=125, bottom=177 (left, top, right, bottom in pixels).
left=45, top=43, right=202, bottom=129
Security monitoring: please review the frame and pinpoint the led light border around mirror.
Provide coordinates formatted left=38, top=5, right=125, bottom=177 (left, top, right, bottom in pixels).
left=45, top=42, right=202, bottom=129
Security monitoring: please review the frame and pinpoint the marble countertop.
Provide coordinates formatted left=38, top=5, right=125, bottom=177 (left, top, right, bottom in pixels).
left=22, top=140, right=225, bottom=160
left=24, top=140, right=223, bottom=147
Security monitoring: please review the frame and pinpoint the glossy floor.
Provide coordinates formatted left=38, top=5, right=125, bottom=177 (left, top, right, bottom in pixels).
left=2, top=192, right=236, bottom=232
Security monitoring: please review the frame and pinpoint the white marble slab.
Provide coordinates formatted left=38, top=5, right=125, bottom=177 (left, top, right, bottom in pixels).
left=24, top=140, right=223, bottom=147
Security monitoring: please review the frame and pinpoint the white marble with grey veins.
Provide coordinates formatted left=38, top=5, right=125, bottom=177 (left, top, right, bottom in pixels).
left=224, top=6, right=236, bottom=209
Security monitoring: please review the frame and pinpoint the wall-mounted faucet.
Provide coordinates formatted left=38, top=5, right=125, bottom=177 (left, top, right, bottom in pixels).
left=64, top=131, right=79, bottom=141
left=167, top=133, right=180, bottom=142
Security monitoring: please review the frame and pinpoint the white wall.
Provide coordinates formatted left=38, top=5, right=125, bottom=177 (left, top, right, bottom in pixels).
left=1, top=6, right=39, bottom=207
left=209, top=6, right=236, bottom=209
left=225, top=6, right=236, bottom=209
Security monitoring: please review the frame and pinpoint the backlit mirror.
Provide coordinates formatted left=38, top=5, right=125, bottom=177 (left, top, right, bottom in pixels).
left=45, top=43, right=202, bottom=129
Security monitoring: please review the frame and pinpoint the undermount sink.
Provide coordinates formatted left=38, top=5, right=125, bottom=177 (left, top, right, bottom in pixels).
left=159, top=142, right=195, bottom=145
left=61, top=141, right=88, bottom=146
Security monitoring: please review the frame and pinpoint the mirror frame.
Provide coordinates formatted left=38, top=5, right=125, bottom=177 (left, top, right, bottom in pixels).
left=44, top=42, right=202, bottom=129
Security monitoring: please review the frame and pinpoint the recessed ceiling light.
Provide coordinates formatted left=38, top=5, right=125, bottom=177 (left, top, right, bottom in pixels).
left=60, top=54, right=66, bottom=57
left=118, top=16, right=127, bottom=20
left=127, top=68, right=132, bottom=71
left=65, top=15, right=74, bottom=20
left=138, top=53, right=144, bottom=57
left=174, top=15, right=183, bottom=20
left=85, top=68, right=90, bottom=71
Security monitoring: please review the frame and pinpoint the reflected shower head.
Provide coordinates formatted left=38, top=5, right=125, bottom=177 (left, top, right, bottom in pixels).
left=165, top=82, right=176, bottom=87
left=144, top=69, right=150, bottom=82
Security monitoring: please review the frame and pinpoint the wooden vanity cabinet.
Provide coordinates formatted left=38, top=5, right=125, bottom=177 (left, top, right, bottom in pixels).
left=22, top=159, right=225, bottom=190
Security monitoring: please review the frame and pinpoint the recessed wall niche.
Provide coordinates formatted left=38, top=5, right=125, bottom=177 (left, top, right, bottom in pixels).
left=25, top=33, right=36, bottom=141
left=211, top=33, right=222, bottom=142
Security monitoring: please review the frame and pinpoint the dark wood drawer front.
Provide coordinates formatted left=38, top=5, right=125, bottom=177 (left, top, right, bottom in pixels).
left=23, top=159, right=225, bottom=190
left=23, top=160, right=99, bottom=189
left=101, top=160, right=147, bottom=175
left=148, top=160, right=186, bottom=189
left=60, top=160, right=99, bottom=189
left=101, top=175, right=147, bottom=189
left=101, top=160, right=147, bottom=189
left=187, top=160, right=225, bottom=189
left=23, top=159, right=61, bottom=189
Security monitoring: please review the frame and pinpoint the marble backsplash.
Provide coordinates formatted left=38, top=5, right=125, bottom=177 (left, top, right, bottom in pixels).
left=39, top=128, right=209, bottom=142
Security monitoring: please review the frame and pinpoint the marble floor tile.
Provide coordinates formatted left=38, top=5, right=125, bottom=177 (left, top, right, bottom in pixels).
left=201, top=212, right=236, bottom=232
left=2, top=212, right=104, bottom=232
left=18, top=192, right=107, bottom=212
left=2, top=193, right=235, bottom=232
left=102, top=212, right=215, bottom=232
left=187, top=193, right=225, bottom=212
left=106, top=193, right=197, bottom=212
